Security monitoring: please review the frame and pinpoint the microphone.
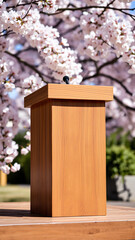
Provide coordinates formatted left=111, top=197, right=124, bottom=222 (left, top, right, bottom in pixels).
left=63, top=76, right=70, bottom=84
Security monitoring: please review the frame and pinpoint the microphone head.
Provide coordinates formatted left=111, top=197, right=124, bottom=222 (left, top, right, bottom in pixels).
left=63, top=76, right=70, bottom=84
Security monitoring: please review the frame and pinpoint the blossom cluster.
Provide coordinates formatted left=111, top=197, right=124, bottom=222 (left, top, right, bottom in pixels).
left=123, top=46, right=135, bottom=74
left=118, top=0, right=132, bottom=2
left=1, top=8, right=82, bottom=83
left=0, top=56, right=16, bottom=91
left=0, top=87, right=20, bottom=174
left=80, top=8, right=135, bottom=73
left=84, top=0, right=131, bottom=7
left=22, top=74, right=44, bottom=95
left=38, top=0, right=58, bottom=13
left=55, top=0, right=80, bottom=26
left=84, top=0, right=109, bottom=5
left=21, top=131, right=30, bottom=155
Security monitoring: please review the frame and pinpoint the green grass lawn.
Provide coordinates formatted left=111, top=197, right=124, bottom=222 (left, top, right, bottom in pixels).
left=0, top=185, right=30, bottom=202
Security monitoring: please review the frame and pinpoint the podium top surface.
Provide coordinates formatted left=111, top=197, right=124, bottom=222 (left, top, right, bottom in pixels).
left=24, top=84, right=113, bottom=108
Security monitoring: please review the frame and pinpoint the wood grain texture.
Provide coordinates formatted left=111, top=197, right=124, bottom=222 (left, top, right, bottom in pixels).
left=31, top=100, right=52, bottom=216
left=52, top=100, right=106, bottom=217
left=0, top=171, right=7, bottom=186
left=0, top=203, right=135, bottom=240
left=24, top=84, right=113, bottom=108
left=30, top=99, right=106, bottom=217
left=1, top=222, right=135, bottom=240
left=24, top=85, right=48, bottom=108
left=0, top=202, right=135, bottom=225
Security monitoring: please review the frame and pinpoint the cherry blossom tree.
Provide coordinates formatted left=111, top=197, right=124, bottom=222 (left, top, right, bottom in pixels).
left=0, top=0, right=135, bottom=174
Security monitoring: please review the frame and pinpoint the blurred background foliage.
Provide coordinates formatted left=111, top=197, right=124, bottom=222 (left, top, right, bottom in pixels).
left=7, top=128, right=135, bottom=184
left=106, top=128, right=135, bottom=179
left=0, top=185, right=30, bottom=202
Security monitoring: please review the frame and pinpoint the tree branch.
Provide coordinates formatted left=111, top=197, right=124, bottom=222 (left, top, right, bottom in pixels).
left=114, top=95, right=135, bottom=111
left=97, top=57, right=120, bottom=73
left=41, top=5, right=135, bottom=19
left=99, top=73, right=132, bottom=96
left=6, top=2, right=135, bottom=20
left=83, top=71, right=135, bottom=111
left=61, top=25, right=80, bottom=36
left=53, top=19, right=63, bottom=28
left=5, top=51, right=49, bottom=83
left=98, top=0, right=116, bottom=17
left=83, top=73, right=132, bottom=96
left=57, top=6, right=135, bottom=12
left=7, top=0, right=39, bottom=9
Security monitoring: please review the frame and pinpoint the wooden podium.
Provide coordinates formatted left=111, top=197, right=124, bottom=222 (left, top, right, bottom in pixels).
left=24, top=84, right=113, bottom=217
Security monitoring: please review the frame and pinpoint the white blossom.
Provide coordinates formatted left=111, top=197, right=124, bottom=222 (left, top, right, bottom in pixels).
left=24, top=131, right=30, bottom=141
left=11, top=163, right=21, bottom=173
left=21, top=148, right=29, bottom=155
left=1, top=165, right=10, bottom=174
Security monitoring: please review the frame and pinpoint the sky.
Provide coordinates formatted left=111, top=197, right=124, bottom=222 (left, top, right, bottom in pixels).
left=131, top=1, right=135, bottom=14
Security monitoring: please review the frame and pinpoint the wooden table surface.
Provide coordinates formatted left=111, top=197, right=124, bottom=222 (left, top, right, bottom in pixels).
left=0, top=202, right=135, bottom=226
left=0, top=202, right=135, bottom=239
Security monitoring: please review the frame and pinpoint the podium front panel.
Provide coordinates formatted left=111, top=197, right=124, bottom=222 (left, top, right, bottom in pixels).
left=52, top=100, right=106, bottom=217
